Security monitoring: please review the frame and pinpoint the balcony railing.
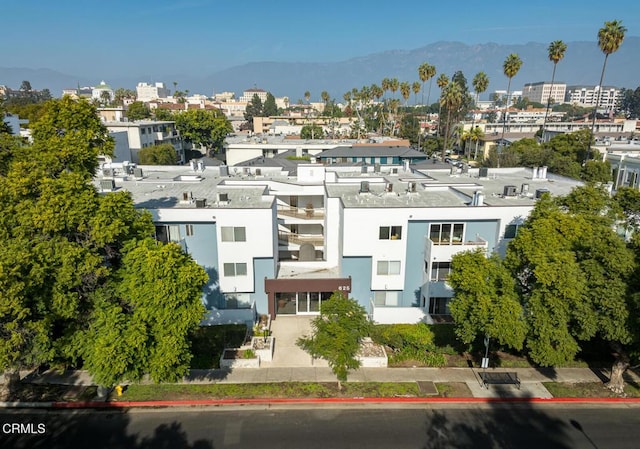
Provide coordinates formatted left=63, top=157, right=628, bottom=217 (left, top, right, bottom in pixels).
left=278, top=231, right=324, bottom=246
left=277, top=206, right=325, bottom=219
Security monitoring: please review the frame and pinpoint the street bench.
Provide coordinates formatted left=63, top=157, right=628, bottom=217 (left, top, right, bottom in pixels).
left=480, top=371, right=521, bottom=389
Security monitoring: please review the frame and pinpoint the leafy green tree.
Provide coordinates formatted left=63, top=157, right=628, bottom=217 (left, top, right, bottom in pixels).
left=173, top=109, right=232, bottom=155
left=126, top=101, right=151, bottom=121
left=297, top=292, right=372, bottom=386
left=0, top=96, right=207, bottom=397
left=589, top=20, right=626, bottom=158
left=619, top=86, right=640, bottom=118
left=113, top=88, right=136, bottom=107
left=31, top=97, right=114, bottom=177
left=154, top=107, right=174, bottom=121
left=300, top=123, right=324, bottom=139
left=580, top=160, right=611, bottom=183
left=506, top=187, right=635, bottom=391
left=263, top=92, right=278, bottom=117
left=138, top=143, right=178, bottom=165
left=449, top=250, right=526, bottom=351
left=77, top=239, right=207, bottom=386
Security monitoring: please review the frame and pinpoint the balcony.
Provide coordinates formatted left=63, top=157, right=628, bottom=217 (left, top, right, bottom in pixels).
left=425, top=236, right=488, bottom=262
left=277, top=206, right=325, bottom=220
left=278, top=231, right=324, bottom=247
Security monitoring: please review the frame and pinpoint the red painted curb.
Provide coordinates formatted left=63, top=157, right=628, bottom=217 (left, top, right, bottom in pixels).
left=50, top=396, right=640, bottom=408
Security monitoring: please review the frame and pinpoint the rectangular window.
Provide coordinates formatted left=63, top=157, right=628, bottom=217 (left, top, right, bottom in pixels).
left=430, top=223, right=465, bottom=245
left=379, top=226, right=402, bottom=240
left=141, top=128, right=146, bottom=135
left=221, top=226, right=246, bottom=242
left=377, top=260, right=401, bottom=275
left=185, top=224, right=194, bottom=236
left=430, top=262, right=452, bottom=281
left=223, top=262, right=247, bottom=277
left=155, top=225, right=180, bottom=243
left=429, top=297, right=451, bottom=315
left=504, top=224, right=519, bottom=239
left=373, top=291, right=400, bottom=307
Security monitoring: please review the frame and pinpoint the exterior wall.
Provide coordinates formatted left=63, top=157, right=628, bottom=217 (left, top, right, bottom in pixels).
left=341, top=256, right=373, bottom=311
left=253, top=257, right=276, bottom=314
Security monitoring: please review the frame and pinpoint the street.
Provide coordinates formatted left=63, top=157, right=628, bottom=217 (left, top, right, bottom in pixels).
left=1, top=403, right=639, bottom=448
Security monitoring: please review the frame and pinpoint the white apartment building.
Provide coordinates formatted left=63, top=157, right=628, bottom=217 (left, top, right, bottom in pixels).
left=104, top=120, right=187, bottom=164
left=95, top=162, right=582, bottom=327
left=136, top=82, right=170, bottom=102
left=565, top=85, right=622, bottom=111
left=239, top=88, right=269, bottom=103
left=522, top=82, right=566, bottom=105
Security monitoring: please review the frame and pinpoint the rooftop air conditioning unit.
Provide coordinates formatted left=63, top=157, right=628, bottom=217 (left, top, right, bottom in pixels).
left=535, top=188, right=550, bottom=199
left=195, top=198, right=207, bottom=208
left=100, top=179, right=115, bottom=192
left=133, top=168, right=143, bottom=178
left=102, top=168, right=112, bottom=177
left=374, top=163, right=380, bottom=173
left=503, top=185, right=517, bottom=197
left=385, top=182, right=393, bottom=193
left=521, top=183, right=530, bottom=194
left=182, top=191, right=192, bottom=202
left=219, top=165, right=229, bottom=177
left=359, top=181, right=370, bottom=193
left=218, top=193, right=229, bottom=203
left=479, top=167, right=489, bottom=178
left=392, top=168, right=398, bottom=174
left=255, top=168, right=262, bottom=176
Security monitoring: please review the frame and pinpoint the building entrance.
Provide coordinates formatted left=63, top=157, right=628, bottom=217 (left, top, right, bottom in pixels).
left=265, top=277, right=352, bottom=319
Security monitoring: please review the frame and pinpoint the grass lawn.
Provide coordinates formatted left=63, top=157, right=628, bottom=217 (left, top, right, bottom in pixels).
left=115, top=382, right=424, bottom=402
left=543, top=382, right=640, bottom=398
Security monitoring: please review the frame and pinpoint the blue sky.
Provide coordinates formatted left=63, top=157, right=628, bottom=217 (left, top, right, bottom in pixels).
left=2, top=0, right=638, bottom=79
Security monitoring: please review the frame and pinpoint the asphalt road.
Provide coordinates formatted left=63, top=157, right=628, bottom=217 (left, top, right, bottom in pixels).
left=1, top=404, right=640, bottom=448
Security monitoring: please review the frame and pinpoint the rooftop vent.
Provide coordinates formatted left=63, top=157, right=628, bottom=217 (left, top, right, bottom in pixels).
left=359, top=181, right=370, bottom=193
left=409, top=182, right=417, bottom=193
left=195, top=198, right=207, bottom=208
left=503, top=185, right=517, bottom=197
left=385, top=182, right=393, bottom=193
left=218, top=192, right=229, bottom=203
left=182, top=191, right=192, bottom=202
left=374, top=163, right=380, bottom=173
left=521, top=183, right=529, bottom=194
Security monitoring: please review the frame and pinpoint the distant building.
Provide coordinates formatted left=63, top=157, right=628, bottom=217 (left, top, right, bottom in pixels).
left=522, top=81, right=566, bottom=105
left=239, top=88, right=268, bottom=103
left=565, top=85, right=621, bottom=111
left=136, top=82, right=170, bottom=102
left=91, top=81, right=115, bottom=103
left=104, top=120, right=187, bottom=164
left=62, top=86, right=93, bottom=99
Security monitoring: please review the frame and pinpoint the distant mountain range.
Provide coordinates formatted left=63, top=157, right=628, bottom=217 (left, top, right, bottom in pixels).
left=2, top=38, right=639, bottom=102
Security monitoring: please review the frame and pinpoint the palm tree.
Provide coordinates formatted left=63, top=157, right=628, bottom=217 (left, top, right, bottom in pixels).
left=470, top=126, right=485, bottom=160
left=541, top=40, right=567, bottom=142
left=400, top=81, right=411, bottom=107
left=321, top=90, right=330, bottom=111
left=440, top=82, right=464, bottom=159
left=418, top=63, right=436, bottom=109
left=436, top=74, right=449, bottom=140
left=588, top=20, right=626, bottom=160
left=412, top=81, right=421, bottom=106
left=470, top=72, right=489, bottom=155
left=499, top=54, right=523, bottom=167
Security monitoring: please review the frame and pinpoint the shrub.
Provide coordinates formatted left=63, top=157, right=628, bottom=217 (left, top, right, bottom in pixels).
left=371, top=323, right=437, bottom=353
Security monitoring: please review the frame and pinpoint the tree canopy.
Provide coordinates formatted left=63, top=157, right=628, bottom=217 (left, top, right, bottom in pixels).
left=173, top=109, right=232, bottom=155
left=0, top=97, right=207, bottom=394
left=126, top=101, right=151, bottom=121
left=297, top=292, right=371, bottom=384
left=138, top=143, right=178, bottom=165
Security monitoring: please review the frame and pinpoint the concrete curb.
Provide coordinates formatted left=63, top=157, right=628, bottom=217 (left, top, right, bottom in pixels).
left=0, top=397, right=638, bottom=409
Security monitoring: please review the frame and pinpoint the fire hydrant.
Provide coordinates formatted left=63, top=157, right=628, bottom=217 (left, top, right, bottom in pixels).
left=115, top=385, right=123, bottom=397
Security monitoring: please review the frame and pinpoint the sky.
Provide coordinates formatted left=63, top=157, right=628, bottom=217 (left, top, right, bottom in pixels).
left=2, top=0, right=639, bottom=80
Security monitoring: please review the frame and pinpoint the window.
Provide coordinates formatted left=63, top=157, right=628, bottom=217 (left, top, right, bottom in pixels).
left=430, top=223, right=464, bottom=245
left=373, top=291, right=400, bottom=306
left=224, top=293, right=251, bottom=309
left=504, top=224, right=520, bottom=239
left=223, top=262, right=247, bottom=277
left=379, top=226, right=402, bottom=240
left=221, top=226, right=246, bottom=242
left=155, top=225, right=180, bottom=243
left=430, top=262, right=452, bottom=281
left=141, top=128, right=146, bottom=135
left=377, top=260, right=401, bottom=275
left=429, top=297, right=451, bottom=315
left=185, top=224, right=194, bottom=236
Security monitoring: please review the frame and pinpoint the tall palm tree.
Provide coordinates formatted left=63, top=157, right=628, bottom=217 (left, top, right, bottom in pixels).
left=470, top=72, right=489, bottom=156
left=541, top=40, right=567, bottom=141
left=400, top=81, right=411, bottom=107
left=436, top=74, right=449, bottom=140
left=412, top=81, right=421, bottom=106
left=440, top=82, right=464, bottom=160
left=588, top=20, right=626, bottom=160
left=418, top=63, right=436, bottom=108
left=499, top=54, right=523, bottom=167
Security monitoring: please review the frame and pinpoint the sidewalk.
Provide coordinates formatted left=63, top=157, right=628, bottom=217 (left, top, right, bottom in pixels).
left=15, top=366, right=624, bottom=400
